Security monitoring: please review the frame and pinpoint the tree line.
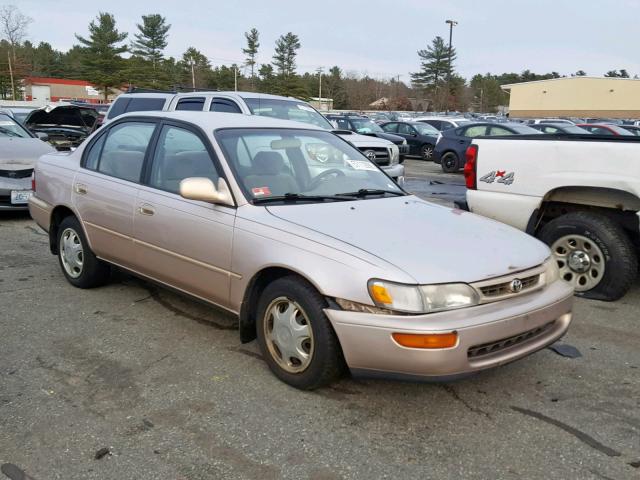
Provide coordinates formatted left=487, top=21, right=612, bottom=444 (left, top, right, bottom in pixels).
left=0, top=5, right=635, bottom=111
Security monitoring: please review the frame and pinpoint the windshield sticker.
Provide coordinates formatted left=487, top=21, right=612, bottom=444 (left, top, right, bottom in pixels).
left=296, top=104, right=316, bottom=112
left=346, top=159, right=378, bottom=171
left=252, top=186, right=271, bottom=196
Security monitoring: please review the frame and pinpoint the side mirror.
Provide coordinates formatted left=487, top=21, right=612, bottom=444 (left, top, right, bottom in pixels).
left=36, top=132, right=49, bottom=142
left=179, top=177, right=234, bottom=206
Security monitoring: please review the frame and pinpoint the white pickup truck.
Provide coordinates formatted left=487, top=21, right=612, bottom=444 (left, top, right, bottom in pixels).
left=461, top=135, right=640, bottom=301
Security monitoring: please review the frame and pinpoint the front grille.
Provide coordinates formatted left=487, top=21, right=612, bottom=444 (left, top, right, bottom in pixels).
left=0, top=168, right=33, bottom=179
left=0, top=194, right=11, bottom=206
left=480, top=274, right=540, bottom=298
left=358, top=146, right=390, bottom=166
left=397, top=144, right=410, bottom=154
left=468, top=321, right=556, bottom=359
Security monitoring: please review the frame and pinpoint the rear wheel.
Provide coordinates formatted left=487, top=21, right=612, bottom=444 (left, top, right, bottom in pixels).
left=421, top=144, right=435, bottom=161
left=538, top=211, right=637, bottom=301
left=57, top=216, right=110, bottom=288
left=441, top=152, right=460, bottom=173
left=256, top=276, right=344, bottom=389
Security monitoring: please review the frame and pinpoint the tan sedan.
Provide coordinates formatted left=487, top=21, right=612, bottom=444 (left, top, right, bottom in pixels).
left=29, top=112, right=573, bottom=389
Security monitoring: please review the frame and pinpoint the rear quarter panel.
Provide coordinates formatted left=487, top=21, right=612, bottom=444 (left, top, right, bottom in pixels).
left=467, top=138, right=640, bottom=230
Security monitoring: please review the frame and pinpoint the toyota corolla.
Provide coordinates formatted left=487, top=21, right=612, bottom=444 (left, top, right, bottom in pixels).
left=29, top=111, right=574, bottom=389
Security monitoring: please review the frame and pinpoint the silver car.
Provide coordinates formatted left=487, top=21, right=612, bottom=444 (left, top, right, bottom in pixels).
left=0, top=112, right=55, bottom=210
left=29, top=111, right=573, bottom=389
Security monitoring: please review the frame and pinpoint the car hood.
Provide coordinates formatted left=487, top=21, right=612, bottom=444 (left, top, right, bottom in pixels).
left=337, top=131, right=393, bottom=147
left=0, top=138, right=56, bottom=169
left=24, top=104, right=95, bottom=131
left=266, top=196, right=550, bottom=284
left=360, top=131, right=405, bottom=144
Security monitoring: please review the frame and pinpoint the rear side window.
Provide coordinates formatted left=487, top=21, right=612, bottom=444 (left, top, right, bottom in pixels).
left=422, top=120, right=441, bottom=130
left=381, top=123, right=398, bottom=133
left=127, top=97, right=166, bottom=113
left=488, top=126, right=515, bottom=136
left=210, top=98, right=242, bottom=114
left=149, top=126, right=219, bottom=194
left=106, top=97, right=130, bottom=119
left=176, top=97, right=205, bottom=111
left=97, top=122, right=156, bottom=183
left=462, top=126, right=488, bottom=137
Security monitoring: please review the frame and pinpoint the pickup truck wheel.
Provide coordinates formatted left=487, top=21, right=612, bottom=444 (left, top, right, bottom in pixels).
left=538, top=212, right=637, bottom=301
left=441, top=152, right=459, bottom=173
left=57, top=216, right=110, bottom=288
left=421, top=144, right=434, bottom=160
left=256, top=276, right=345, bottom=389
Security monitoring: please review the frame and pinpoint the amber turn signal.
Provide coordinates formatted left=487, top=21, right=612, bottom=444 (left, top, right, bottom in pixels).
left=392, top=332, right=458, bottom=349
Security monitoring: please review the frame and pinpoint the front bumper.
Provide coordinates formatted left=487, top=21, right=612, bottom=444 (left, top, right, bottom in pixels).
left=325, top=280, right=573, bottom=381
left=381, top=163, right=405, bottom=180
left=397, top=144, right=410, bottom=155
left=0, top=177, right=32, bottom=211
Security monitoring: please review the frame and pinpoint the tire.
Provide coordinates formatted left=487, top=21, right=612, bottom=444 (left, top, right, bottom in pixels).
left=57, top=216, right=111, bottom=288
left=420, top=144, right=435, bottom=161
left=441, top=152, right=459, bottom=173
left=256, top=275, right=345, bottom=389
left=538, top=211, right=638, bottom=301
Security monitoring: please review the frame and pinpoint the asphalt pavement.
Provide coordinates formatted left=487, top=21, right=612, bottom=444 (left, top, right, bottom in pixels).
left=1, top=163, right=639, bottom=479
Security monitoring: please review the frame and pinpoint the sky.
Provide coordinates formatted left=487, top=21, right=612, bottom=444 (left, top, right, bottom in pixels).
left=16, top=0, right=640, bottom=83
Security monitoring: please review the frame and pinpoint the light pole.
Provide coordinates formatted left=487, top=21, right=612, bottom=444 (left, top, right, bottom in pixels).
left=445, top=19, right=458, bottom=112
left=316, top=67, right=323, bottom=109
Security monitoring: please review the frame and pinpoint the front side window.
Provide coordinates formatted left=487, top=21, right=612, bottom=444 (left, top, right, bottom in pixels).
left=397, top=123, right=416, bottom=135
left=381, top=123, right=398, bottom=133
left=210, top=98, right=242, bottom=114
left=176, top=97, right=205, bottom=111
left=244, top=98, right=333, bottom=129
left=97, top=122, right=156, bottom=182
left=149, top=126, right=219, bottom=194
left=463, top=126, right=488, bottom=137
left=216, top=128, right=403, bottom=201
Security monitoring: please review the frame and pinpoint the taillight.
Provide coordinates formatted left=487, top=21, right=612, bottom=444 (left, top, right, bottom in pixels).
left=31, top=170, right=36, bottom=192
left=464, top=145, right=478, bottom=190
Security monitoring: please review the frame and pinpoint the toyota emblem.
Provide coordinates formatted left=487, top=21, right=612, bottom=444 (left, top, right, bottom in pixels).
left=509, top=278, right=523, bottom=293
left=364, top=150, right=377, bottom=161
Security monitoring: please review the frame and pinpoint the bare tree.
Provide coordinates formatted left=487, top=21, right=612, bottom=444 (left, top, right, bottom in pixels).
left=0, top=4, right=32, bottom=98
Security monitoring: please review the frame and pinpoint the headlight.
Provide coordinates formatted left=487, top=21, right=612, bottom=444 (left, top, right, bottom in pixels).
left=543, top=257, right=560, bottom=284
left=368, top=279, right=479, bottom=314
left=402, top=139, right=407, bottom=145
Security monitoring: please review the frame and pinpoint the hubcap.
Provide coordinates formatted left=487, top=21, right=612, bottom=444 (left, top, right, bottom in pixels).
left=263, top=297, right=314, bottom=373
left=443, top=154, right=456, bottom=169
left=60, top=228, right=84, bottom=278
left=551, top=234, right=605, bottom=291
left=422, top=146, right=433, bottom=159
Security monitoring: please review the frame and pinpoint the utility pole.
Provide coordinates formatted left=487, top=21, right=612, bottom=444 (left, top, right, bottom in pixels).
left=7, top=51, right=15, bottom=100
left=189, top=56, right=196, bottom=90
left=445, top=19, right=458, bottom=112
left=316, top=67, right=323, bottom=109
left=234, top=65, right=238, bottom=92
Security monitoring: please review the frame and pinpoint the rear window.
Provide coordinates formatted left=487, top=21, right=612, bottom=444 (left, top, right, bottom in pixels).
left=106, top=97, right=130, bottom=119
left=108, top=97, right=166, bottom=119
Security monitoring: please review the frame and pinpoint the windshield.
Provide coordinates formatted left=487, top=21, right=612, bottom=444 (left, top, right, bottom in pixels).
left=610, top=125, right=635, bottom=135
left=561, top=125, right=592, bottom=134
left=509, top=124, right=543, bottom=134
left=414, top=123, right=439, bottom=135
left=216, top=128, right=403, bottom=203
left=350, top=118, right=384, bottom=134
left=0, top=114, right=32, bottom=138
left=243, top=98, right=334, bottom=130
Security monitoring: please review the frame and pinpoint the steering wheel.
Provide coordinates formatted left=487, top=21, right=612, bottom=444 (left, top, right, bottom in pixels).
left=307, top=168, right=346, bottom=191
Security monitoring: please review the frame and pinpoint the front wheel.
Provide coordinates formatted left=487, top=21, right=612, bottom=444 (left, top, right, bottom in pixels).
left=441, top=152, right=459, bottom=173
left=538, top=211, right=637, bottom=301
left=421, top=144, right=435, bottom=161
left=57, top=216, right=110, bottom=288
left=256, top=276, right=345, bottom=389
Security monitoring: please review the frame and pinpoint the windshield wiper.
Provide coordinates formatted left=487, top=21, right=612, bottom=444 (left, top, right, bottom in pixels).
left=337, top=188, right=405, bottom=198
left=252, top=192, right=356, bottom=205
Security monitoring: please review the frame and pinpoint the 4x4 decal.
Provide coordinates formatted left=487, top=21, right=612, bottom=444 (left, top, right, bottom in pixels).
left=480, top=170, right=515, bottom=185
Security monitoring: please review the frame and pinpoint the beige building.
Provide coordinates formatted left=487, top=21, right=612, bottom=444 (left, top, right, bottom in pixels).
left=502, top=77, right=640, bottom=119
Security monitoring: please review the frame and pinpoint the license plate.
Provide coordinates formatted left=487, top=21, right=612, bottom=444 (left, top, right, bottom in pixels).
left=11, top=190, right=33, bottom=204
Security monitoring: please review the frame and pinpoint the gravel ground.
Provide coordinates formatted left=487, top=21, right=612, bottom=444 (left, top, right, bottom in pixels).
left=1, top=162, right=639, bottom=479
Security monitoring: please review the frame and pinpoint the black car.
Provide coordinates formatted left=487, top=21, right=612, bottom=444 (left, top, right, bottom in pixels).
left=24, top=104, right=99, bottom=151
left=530, top=123, right=592, bottom=135
left=433, top=122, right=541, bottom=173
left=326, top=115, right=410, bottom=160
left=380, top=121, right=440, bottom=160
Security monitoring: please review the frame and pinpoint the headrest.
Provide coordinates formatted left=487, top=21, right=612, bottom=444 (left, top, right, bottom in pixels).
left=253, top=151, right=284, bottom=175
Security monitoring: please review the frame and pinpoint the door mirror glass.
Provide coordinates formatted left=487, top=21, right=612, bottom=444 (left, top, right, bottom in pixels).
left=179, top=177, right=234, bottom=206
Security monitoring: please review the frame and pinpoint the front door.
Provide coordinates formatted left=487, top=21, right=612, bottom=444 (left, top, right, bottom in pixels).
left=134, top=122, right=236, bottom=308
left=73, top=120, right=157, bottom=266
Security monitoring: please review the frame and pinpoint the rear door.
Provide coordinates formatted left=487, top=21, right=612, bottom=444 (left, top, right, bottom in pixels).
left=134, top=121, right=236, bottom=307
left=74, top=119, right=158, bottom=266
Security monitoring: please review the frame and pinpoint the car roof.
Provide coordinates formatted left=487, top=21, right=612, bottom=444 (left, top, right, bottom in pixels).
left=116, top=110, right=326, bottom=131
left=170, top=91, right=302, bottom=102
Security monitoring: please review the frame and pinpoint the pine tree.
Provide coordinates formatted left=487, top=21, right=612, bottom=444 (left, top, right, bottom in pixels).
left=272, top=32, right=300, bottom=77
left=75, top=12, right=127, bottom=100
left=242, top=28, right=259, bottom=88
left=131, top=14, right=170, bottom=70
left=179, top=47, right=210, bottom=89
left=410, top=36, right=454, bottom=92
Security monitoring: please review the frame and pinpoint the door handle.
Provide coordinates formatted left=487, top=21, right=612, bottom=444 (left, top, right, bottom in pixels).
left=74, top=183, right=87, bottom=194
left=138, top=204, right=155, bottom=216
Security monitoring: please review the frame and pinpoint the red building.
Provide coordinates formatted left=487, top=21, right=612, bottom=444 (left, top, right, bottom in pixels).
left=23, top=77, right=122, bottom=104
